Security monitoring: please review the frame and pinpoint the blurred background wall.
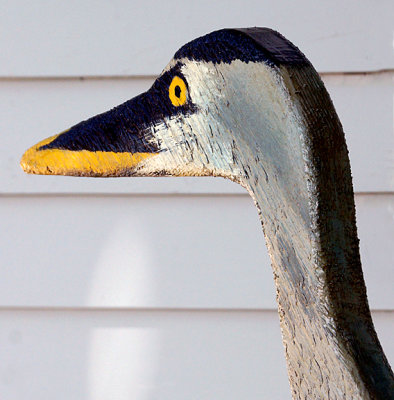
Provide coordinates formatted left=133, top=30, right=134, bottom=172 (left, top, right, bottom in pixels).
left=1, top=1, right=393, bottom=399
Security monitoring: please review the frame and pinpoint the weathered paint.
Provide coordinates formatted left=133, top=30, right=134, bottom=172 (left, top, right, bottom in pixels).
left=21, top=134, right=155, bottom=176
left=20, top=28, right=394, bottom=399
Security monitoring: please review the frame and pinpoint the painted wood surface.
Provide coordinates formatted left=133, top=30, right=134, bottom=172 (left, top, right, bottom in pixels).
left=1, top=0, right=392, bottom=397
left=3, top=72, right=393, bottom=194
left=1, top=194, right=392, bottom=311
left=19, top=28, right=393, bottom=398
left=1, top=0, right=393, bottom=76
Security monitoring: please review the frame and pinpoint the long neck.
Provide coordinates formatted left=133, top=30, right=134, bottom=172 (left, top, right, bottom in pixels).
left=237, top=65, right=393, bottom=399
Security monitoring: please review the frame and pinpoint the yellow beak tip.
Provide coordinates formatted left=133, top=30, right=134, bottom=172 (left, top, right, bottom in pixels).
left=20, top=150, right=50, bottom=175
left=20, top=152, right=32, bottom=174
left=20, top=134, right=62, bottom=175
left=20, top=133, right=156, bottom=177
left=20, top=147, right=39, bottom=175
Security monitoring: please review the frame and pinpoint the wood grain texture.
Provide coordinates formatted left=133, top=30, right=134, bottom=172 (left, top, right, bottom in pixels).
left=265, top=64, right=389, bottom=398
left=19, top=28, right=393, bottom=398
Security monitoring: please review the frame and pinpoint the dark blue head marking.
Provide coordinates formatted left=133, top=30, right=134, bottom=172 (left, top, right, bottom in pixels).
left=174, top=28, right=308, bottom=67
left=40, top=28, right=307, bottom=154
left=39, top=63, right=197, bottom=153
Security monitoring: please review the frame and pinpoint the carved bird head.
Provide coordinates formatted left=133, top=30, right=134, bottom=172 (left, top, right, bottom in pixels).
left=20, top=28, right=394, bottom=398
left=20, top=28, right=308, bottom=190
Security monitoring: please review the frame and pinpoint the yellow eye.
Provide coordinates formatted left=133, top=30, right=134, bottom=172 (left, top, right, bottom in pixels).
left=169, top=76, right=187, bottom=107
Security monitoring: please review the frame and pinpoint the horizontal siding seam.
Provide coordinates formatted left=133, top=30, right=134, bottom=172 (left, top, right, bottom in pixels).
left=1, top=192, right=393, bottom=198
left=0, top=69, right=393, bottom=81
left=0, top=306, right=392, bottom=313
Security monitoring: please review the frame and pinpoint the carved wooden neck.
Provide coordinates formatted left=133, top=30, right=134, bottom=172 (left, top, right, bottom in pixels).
left=19, top=26, right=394, bottom=399
left=240, top=65, right=393, bottom=399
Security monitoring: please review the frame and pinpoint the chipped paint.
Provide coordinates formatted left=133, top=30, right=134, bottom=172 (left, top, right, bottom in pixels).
left=20, top=28, right=393, bottom=399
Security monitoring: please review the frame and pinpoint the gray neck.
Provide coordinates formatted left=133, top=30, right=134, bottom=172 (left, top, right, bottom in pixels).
left=234, top=65, right=393, bottom=399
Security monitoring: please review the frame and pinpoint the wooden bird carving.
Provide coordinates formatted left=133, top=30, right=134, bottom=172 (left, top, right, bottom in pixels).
left=20, top=28, right=394, bottom=399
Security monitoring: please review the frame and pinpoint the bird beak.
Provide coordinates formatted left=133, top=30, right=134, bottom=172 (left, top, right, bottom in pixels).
left=20, top=93, right=159, bottom=177
left=20, top=133, right=155, bottom=177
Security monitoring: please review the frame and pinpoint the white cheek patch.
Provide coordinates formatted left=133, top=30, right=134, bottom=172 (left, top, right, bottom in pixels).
left=136, top=58, right=300, bottom=180
left=137, top=110, right=236, bottom=177
left=179, top=59, right=303, bottom=177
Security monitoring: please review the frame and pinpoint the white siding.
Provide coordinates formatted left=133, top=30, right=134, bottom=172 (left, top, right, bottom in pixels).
left=1, top=1, right=393, bottom=399
left=1, top=194, right=393, bottom=310
left=1, top=310, right=393, bottom=400
left=1, top=0, right=393, bottom=76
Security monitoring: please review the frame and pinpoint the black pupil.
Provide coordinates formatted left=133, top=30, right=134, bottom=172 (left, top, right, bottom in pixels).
left=174, top=85, right=181, bottom=98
